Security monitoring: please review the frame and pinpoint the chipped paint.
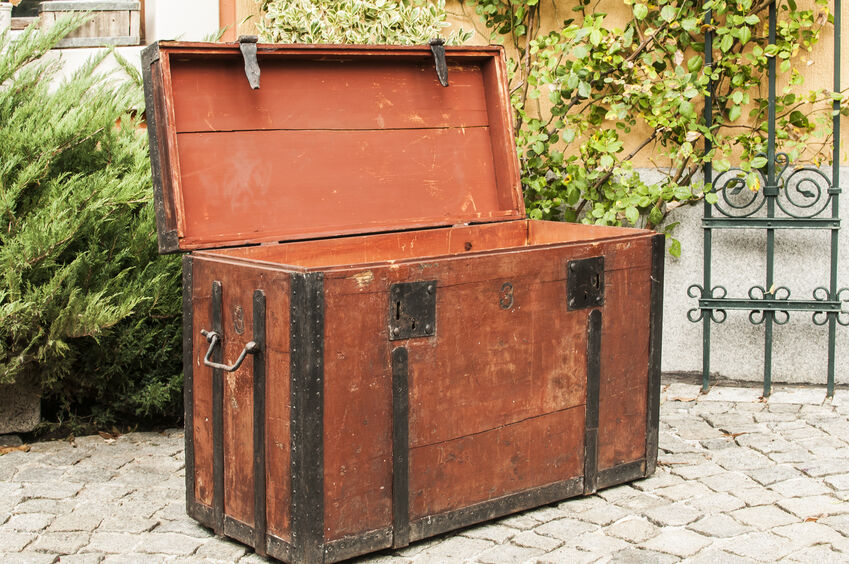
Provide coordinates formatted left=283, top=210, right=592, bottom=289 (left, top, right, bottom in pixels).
left=352, top=270, right=374, bottom=289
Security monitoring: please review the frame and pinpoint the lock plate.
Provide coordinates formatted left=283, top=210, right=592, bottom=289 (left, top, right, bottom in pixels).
left=389, top=281, right=436, bottom=340
left=567, top=257, right=605, bottom=310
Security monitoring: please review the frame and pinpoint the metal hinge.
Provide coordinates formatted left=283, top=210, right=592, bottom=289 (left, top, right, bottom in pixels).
left=389, top=281, right=437, bottom=340
left=238, top=35, right=261, bottom=90
left=429, top=38, right=448, bottom=87
left=567, top=257, right=605, bottom=310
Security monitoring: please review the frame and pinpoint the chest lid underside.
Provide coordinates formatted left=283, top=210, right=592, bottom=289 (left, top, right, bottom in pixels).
left=143, top=41, right=524, bottom=253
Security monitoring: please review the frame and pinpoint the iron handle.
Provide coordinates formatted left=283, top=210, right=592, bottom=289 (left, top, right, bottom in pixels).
left=201, top=329, right=260, bottom=372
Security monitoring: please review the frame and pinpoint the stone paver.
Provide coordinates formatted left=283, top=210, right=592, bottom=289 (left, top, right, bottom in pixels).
left=2, top=380, right=849, bottom=563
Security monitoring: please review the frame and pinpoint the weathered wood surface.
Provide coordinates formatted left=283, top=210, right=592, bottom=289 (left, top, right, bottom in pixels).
left=189, top=257, right=293, bottom=540
left=184, top=225, right=658, bottom=560
left=144, top=44, right=522, bottom=252
left=39, top=2, right=140, bottom=47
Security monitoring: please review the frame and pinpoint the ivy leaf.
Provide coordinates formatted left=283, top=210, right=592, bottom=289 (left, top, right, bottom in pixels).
left=669, top=238, right=682, bottom=257
left=738, top=26, right=751, bottom=46
left=589, top=29, right=602, bottom=46
left=678, top=99, right=696, bottom=118
left=705, top=192, right=719, bottom=204
left=578, top=80, right=591, bottom=98
left=633, top=4, right=648, bottom=20
left=660, top=5, right=676, bottom=22
left=625, top=206, right=639, bottom=225
left=751, top=156, right=768, bottom=169
left=687, top=55, right=703, bottom=73
left=713, top=159, right=732, bottom=173
left=728, top=105, right=742, bottom=122
left=719, top=34, right=733, bottom=53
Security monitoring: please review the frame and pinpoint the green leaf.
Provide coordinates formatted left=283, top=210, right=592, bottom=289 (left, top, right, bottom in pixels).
left=751, top=156, right=768, bottom=169
left=578, top=80, right=591, bottom=98
left=589, top=29, right=602, bottom=46
left=633, top=3, right=648, bottom=20
left=625, top=206, right=639, bottom=225
left=719, top=34, right=733, bottom=53
left=687, top=55, right=703, bottom=73
left=738, top=26, right=751, bottom=45
left=660, top=5, right=676, bottom=22
left=728, top=105, right=742, bottom=122
left=669, top=238, right=682, bottom=257
left=713, top=159, right=732, bottom=173
left=731, top=91, right=744, bottom=104
left=705, top=192, right=719, bottom=204
left=678, top=99, right=695, bottom=118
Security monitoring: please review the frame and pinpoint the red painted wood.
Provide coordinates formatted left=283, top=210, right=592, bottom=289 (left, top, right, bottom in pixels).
left=148, top=43, right=524, bottom=251
left=169, top=57, right=490, bottom=133
left=409, top=408, right=585, bottom=519
left=177, top=127, right=507, bottom=249
left=322, top=287, right=393, bottom=540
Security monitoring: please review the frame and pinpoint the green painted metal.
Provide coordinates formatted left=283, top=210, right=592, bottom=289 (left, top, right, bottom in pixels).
left=691, top=0, right=845, bottom=397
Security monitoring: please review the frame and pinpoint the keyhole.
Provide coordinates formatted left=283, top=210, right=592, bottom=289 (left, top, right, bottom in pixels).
left=395, top=301, right=401, bottom=320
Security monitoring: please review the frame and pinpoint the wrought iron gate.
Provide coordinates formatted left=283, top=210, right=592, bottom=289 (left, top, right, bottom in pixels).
left=689, top=0, right=845, bottom=396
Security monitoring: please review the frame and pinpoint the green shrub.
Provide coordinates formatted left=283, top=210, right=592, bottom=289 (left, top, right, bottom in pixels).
left=258, top=0, right=471, bottom=45
left=0, top=17, right=182, bottom=431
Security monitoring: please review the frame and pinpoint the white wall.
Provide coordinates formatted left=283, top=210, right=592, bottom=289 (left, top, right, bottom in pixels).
left=144, top=0, right=219, bottom=43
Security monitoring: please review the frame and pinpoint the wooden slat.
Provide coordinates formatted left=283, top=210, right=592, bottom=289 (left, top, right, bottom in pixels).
left=208, top=221, right=529, bottom=268
left=169, top=57, right=489, bottom=133
left=408, top=408, right=585, bottom=519
left=322, top=288, right=393, bottom=541
left=597, top=237, right=653, bottom=470
left=175, top=127, right=504, bottom=249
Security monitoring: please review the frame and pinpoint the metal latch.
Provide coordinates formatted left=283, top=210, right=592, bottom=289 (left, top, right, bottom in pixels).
left=567, top=257, right=605, bottom=310
left=429, top=38, right=448, bottom=87
left=238, top=35, right=260, bottom=90
left=389, top=281, right=437, bottom=340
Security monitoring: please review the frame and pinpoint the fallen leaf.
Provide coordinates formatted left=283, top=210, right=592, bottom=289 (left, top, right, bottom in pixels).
left=0, top=444, right=30, bottom=455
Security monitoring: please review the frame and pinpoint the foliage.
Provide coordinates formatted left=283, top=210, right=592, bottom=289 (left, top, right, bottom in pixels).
left=258, top=0, right=472, bottom=45
left=0, top=17, right=182, bottom=431
left=468, top=0, right=846, bottom=254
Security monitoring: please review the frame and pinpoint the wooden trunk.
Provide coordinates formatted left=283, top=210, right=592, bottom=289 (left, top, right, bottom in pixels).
left=143, top=41, right=663, bottom=563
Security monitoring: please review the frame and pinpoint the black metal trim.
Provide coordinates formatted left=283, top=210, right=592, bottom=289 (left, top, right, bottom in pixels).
left=409, top=478, right=583, bottom=542
left=290, top=273, right=326, bottom=564
left=223, top=515, right=254, bottom=546
left=140, top=42, right=178, bottom=254
left=583, top=309, right=602, bottom=495
left=187, top=499, right=214, bottom=528
left=567, top=256, right=605, bottom=310
left=391, top=347, right=410, bottom=548
left=389, top=281, right=437, bottom=341
left=238, top=35, right=261, bottom=89
left=211, top=281, right=225, bottom=534
left=182, top=256, right=196, bottom=513
left=324, top=528, right=393, bottom=563
left=646, top=234, right=665, bottom=476
left=597, top=459, right=646, bottom=490
left=267, top=534, right=296, bottom=563
left=252, top=290, right=267, bottom=556
left=428, top=38, right=448, bottom=86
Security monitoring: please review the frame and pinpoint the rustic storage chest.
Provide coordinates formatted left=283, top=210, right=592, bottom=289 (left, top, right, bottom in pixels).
left=142, top=40, right=664, bottom=563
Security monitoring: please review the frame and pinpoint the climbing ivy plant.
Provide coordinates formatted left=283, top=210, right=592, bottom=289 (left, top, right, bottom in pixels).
left=468, top=0, right=846, bottom=254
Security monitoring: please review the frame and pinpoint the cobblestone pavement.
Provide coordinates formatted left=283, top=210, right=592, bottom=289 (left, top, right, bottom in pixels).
left=2, top=379, right=849, bottom=563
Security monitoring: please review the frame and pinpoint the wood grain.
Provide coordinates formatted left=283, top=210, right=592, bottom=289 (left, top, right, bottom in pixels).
left=189, top=257, right=293, bottom=537
left=176, top=127, right=505, bottom=249
left=322, top=286, right=393, bottom=540
left=148, top=44, right=525, bottom=251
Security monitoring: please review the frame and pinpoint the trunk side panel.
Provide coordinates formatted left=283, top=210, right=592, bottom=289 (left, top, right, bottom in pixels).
left=598, top=238, right=653, bottom=470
